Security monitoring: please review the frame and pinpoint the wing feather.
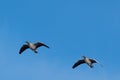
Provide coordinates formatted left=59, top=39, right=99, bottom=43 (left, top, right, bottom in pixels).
left=89, top=59, right=97, bottom=63
left=72, top=60, right=85, bottom=69
left=19, top=44, right=29, bottom=54
left=34, top=42, right=49, bottom=48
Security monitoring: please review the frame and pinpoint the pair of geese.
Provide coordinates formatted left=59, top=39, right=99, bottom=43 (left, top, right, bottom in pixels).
left=19, top=41, right=100, bottom=69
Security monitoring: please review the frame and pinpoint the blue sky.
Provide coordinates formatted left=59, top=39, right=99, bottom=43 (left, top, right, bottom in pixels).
left=0, top=0, right=120, bottom=80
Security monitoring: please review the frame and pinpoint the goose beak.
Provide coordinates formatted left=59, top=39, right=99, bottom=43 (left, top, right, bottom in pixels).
left=25, top=41, right=29, bottom=43
left=82, top=56, right=86, bottom=58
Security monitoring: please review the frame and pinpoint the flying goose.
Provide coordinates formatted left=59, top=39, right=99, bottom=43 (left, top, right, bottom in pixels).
left=72, top=56, right=97, bottom=69
left=19, top=41, right=49, bottom=54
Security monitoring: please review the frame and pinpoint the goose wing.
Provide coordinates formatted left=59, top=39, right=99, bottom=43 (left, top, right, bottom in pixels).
left=19, top=44, right=29, bottom=54
left=72, top=60, right=85, bottom=69
left=34, top=42, right=49, bottom=48
left=89, top=59, right=97, bottom=63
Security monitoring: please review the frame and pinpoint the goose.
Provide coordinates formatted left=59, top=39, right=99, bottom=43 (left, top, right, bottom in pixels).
left=19, top=41, right=49, bottom=54
left=72, top=56, right=98, bottom=69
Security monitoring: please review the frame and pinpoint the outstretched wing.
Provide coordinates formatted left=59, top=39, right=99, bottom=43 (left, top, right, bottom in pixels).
left=89, top=59, right=97, bottom=63
left=34, top=42, right=49, bottom=48
left=72, top=60, right=85, bottom=69
left=19, top=44, right=29, bottom=54
left=90, top=59, right=103, bottom=67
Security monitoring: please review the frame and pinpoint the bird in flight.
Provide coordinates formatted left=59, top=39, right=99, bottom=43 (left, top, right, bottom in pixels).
left=72, top=56, right=98, bottom=69
left=19, top=41, right=49, bottom=54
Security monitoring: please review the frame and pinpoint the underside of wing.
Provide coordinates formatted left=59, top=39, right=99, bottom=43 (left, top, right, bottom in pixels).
left=34, top=42, right=49, bottom=48
left=19, top=44, right=29, bottom=54
left=72, top=60, right=85, bottom=69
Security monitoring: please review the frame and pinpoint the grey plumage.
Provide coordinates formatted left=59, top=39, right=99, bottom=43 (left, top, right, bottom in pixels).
left=19, top=41, right=49, bottom=54
left=72, top=56, right=97, bottom=69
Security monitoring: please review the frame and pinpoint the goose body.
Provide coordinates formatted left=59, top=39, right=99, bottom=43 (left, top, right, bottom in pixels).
left=28, top=43, right=36, bottom=50
left=72, top=56, right=97, bottom=69
left=19, top=41, right=49, bottom=54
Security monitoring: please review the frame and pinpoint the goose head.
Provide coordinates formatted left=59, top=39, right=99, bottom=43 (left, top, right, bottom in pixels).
left=25, top=41, right=30, bottom=44
left=82, top=56, right=86, bottom=59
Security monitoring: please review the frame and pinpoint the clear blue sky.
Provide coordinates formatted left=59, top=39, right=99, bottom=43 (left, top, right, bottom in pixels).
left=0, top=0, right=120, bottom=80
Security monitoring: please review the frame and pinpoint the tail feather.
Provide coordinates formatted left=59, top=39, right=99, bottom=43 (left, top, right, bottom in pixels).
left=89, top=65, right=94, bottom=68
left=34, top=50, right=38, bottom=53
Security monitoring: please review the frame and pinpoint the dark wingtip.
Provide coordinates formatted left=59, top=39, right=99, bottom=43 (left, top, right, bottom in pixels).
left=19, top=51, right=22, bottom=54
left=72, top=65, right=76, bottom=69
left=72, top=67, right=75, bottom=69
left=47, top=46, right=50, bottom=48
left=19, top=52, right=22, bottom=54
left=44, top=45, right=50, bottom=48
